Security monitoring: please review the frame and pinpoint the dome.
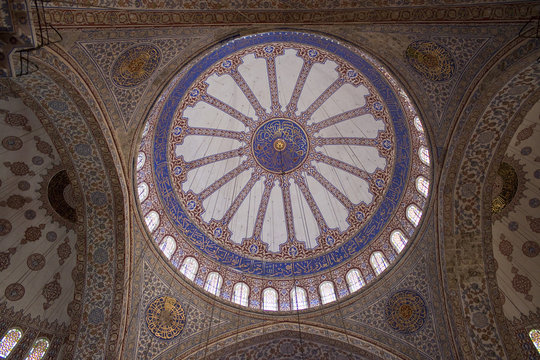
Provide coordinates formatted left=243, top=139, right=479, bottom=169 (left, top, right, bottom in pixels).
left=136, top=31, right=431, bottom=311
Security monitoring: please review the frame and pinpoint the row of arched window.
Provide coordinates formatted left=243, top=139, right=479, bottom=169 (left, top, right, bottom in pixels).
left=0, top=328, right=49, bottom=359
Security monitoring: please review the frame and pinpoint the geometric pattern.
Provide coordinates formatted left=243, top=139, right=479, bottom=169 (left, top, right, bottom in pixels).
left=385, top=289, right=427, bottom=334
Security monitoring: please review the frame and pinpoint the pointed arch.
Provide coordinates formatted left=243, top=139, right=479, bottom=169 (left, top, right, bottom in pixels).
left=290, top=286, right=308, bottom=310
left=180, top=256, right=199, bottom=281
left=319, top=281, right=337, bottom=304
left=232, top=282, right=250, bottom=306
left=160, top=235, right=176, bottom=259
left=262, top=288, right=278, bottom=311
left=346, top=268, right=365, bottom=293
left=370, top=251, right=389, bottom=275
left=390, top=230, right=408, bottom=253
left=204, top=272, right=223, bottom=296
left=24, top=338, right=49, bottom=360
left=0, top=328, right=23, bottom=358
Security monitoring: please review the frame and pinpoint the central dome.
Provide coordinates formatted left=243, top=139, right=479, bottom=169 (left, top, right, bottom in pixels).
left=136, top=31, right=431, bottom=311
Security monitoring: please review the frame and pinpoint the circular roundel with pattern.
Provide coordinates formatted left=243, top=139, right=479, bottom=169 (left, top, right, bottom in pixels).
left=385, top=290, right=427, bottom=333
left=111, top=44, right=161, bottom=88
left=137, top=31, right=431, bottom=310
left=145, top=296, right=186, bottom=339
left=405, top=40, right=455, bottom=82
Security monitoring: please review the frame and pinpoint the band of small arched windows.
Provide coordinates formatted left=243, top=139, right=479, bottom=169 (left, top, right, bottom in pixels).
left=0, top=328, right=50, bottom=360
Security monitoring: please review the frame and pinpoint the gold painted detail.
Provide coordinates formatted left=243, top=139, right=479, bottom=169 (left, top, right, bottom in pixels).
left=145, top=296, right=186, bottom=339
left=492, top=162, right=518, bottom=214
left=273, top=138, right=286, bottom=151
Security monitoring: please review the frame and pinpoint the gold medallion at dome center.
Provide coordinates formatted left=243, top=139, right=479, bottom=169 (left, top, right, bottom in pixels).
left=273, top=138, right=287, bottom=152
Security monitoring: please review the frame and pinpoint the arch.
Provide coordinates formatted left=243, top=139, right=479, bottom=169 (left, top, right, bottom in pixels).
left=290, top=286, right=308, bottom=310
left=180, top=257, right=198, bottom=281
left=346, top=268, right=365, bottom=293
left=24, top=337, right=50, bottom=360
left=370, top=251, right=389, bottom=275
left=136, top=151, right=146, bottom=170
left=406, top=204, right=422, bottom=227
left=416, top=176, right=429, bottom=198
left=319, top=281, right=337, bottom=305
left=232, top=282, right=250, bottom=307
left=137, top=182, right=149, bottom=202
left=0, top=328, right=23, bottom=358
left=390, top=230, right=408, bottom=253
left=160, top=236, right=176, bottom=259
left=414, top=115, right=424, bottom=133
left=145, top=211, right=160, bottom=232
left=418, top=146, right=430, bottom=166
left=262, top=288, right=278, bottom=311
left=204, top=272, right=223, bottom=296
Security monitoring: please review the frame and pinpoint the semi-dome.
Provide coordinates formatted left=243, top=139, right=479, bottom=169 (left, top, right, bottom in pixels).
left=135, top=31, right=431, bottom=311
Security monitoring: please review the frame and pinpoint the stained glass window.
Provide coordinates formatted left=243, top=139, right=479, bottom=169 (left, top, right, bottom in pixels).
left=406, top=204, right=422, bottom=227
left=204, top=272, right=223, bottom=296
left=138, top=182, right=149, bottom=202
left=262, top=288, right=278, bottom=311
left=530, top=329, right=540, bottom=354
left=290, top=286, right=308, bottom=310
left=160, top=236, right=176, bottom=259
left=416, top=176, right=429, bottom=198
left=0, top=328, right=22, bottom=358
left=319, top=281, right=337, bottom=304
left=24, top=338, right=49, bottom=360
left=390, top=230, right=408, bottom=253
left=419, top=146, right=430, bottom=166
left=180, top=257, right=198, bottom=281
left=145, top=211, right=160, bottom=232
left=136, top=152, right=146, bottom=171
left=346, top=269, right=365, bottom=293
left=414, top=116, right=424, bottom=133
left=232, top=282, right=249, bottom=307
left=370, top=251, right=389, bottom=275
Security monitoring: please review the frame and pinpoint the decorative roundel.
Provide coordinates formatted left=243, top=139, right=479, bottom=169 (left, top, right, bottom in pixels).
left=405, top=40, right=455, bottom=82
left=4, top=283, right=25, bottom=301
left=137, top=31, right=431, bottom=311
left=111, top=44, right=161, bottom=87
left=145, top=296, right=186, bottom=339
left=385, top=290, right=427, bottom=334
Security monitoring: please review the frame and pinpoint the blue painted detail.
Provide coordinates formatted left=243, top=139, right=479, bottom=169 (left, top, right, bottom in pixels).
left=173, top=166, right=182, bottom=175
left=173, top=126, right=182, bottom=136
left=153, top=31, right=411, bottom=278
left=252, top=119, right=308, bottom=173
left=214, top=228, right=222, bottom=237
left=289, top=246, right=298, bottom=257
left=249, top=244, right=258, bottom=254
left=383, top=139, right=392, bottom=149
left=326, top=236, right=335, bottom=246
left=373, top=102, right=383, bottom=111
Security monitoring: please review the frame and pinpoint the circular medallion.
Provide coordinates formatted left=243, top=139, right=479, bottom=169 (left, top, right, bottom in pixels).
left=2, top=136, right=23, bottom=151
left=405, top=40, right=455, bottom=82
left=111, top=44, right=161, bottom=88
left=27, top=253, right=46, bottom=271
left=145, top=296, right=186, bottom=339
left=252, top=119, right=308, bottom=173
left=5, top=283, right=25, bottom=301
left=385, top=290, right=427, bottom=333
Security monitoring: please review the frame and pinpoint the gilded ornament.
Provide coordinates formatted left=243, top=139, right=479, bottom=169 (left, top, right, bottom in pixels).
left=111, top=45, right=161, bottom=87
left=405, top=40, right=455, bottom=81
left=146, top=296, right=186, bottom=339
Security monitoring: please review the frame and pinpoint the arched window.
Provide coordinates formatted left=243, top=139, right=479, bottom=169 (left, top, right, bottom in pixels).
left=419, top=146, right=430, bottom=166
left=290, top=286, right=308, bottom=310
left=0, top=328, right=23, bottom=358
left=136, top=152, right=146, bottom=171
left=137, top=182, right=149, bottom=202
left=346, top=269, right=365, bottom=293
left=24, top=338, right=49, bottom=360
left=416, top=176, right=429, bottom=198
left=406, top=204, right=422, bottom=227
left=414, top=116, right=424, bottom=133
left=232, top=282, right=249, bottom=307
left=370, top=251, right=389, bottom=275
left=160, top=236, right=176, bottom=259
left=180, top=257, right=198, bottom=281
left=390, top=230, right=408, bottom=253
left=204, top=272, right=223, bottom=296
left=319, top=281, right=337, bottom=305
left=145, top=211, right=159, bottom=232
left=262, top=288, right=278, bottom=311
left=530, top=329, right=540, bottom=354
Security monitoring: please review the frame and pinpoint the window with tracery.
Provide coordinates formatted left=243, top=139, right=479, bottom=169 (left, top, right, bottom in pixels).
left=204, top=272, right=223, bottom=296
left=262, top=288, right=278, bottom=311
left=390, top=230, right=408, bottom=253
left=319, top=281, right=337, bottom=305
left=346, top=269, right=365, bottom=293
left=406, top=204, right=422, bottom=227
left=160, top=236, right=176, bottom=259
left=145, top=211, right=160, bottom=232
left=416, top=176, right=429, bottom=198
left=419, top=146, right=430, bottom=166
left=530, top=329, right=540, bottom=354
left=290, top=286, right=308, bottom=310
left=232, top=282, right=249, bottom=307
left=180, top=257, right=198, bottom=280
left=138, top=182, right=149, bottom=202
left=370, top=251, right=389, bottom=275
left=414, top=116, right=424, bottom=133
left=0, top=328, right=22, bottom=358
left=24, top=338, right=49, bottom=360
